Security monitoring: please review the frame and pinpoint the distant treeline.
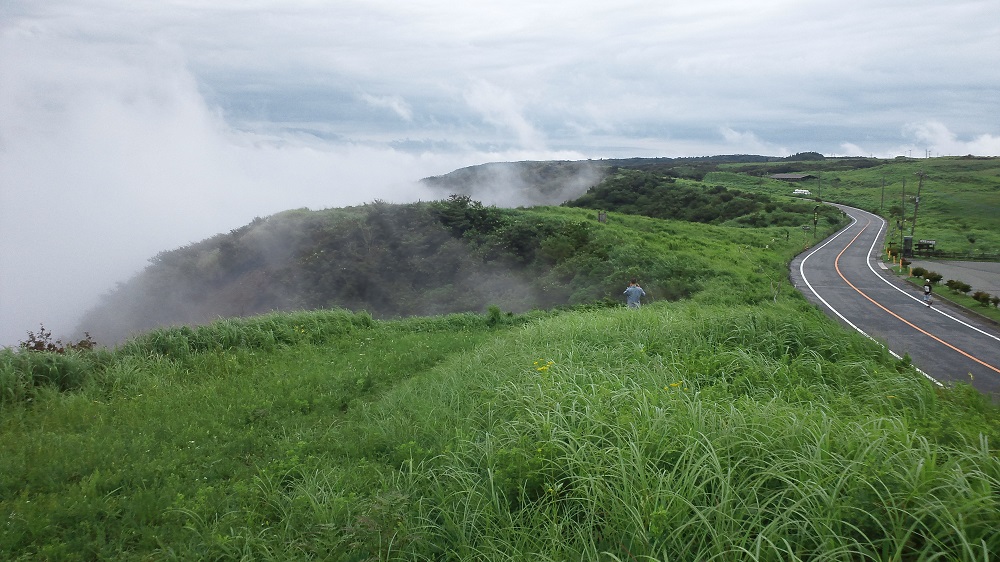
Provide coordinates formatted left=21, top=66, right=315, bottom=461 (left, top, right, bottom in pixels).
left=420, top=153, right=834, bottom=202
left=566, top=169, right=843, bottom=227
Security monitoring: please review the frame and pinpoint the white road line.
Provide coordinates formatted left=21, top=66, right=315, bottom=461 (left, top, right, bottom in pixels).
left=798, top=214, right=867, bottom=334
left=849, top=206, right=1000, bottom=344
left=798, top=209, right=942, bottom=386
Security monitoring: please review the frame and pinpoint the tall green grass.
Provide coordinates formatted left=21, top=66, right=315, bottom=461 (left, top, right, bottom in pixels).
left=383, top=302, right=1000, bottom=560
left=0, top=310, right=515, bottom=560
left=5, top=299, right=996, bottom=560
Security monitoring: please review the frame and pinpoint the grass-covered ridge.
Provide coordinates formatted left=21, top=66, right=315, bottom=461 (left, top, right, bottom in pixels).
left=75, top=199, right=833, bottom=345
left=2, top=300, right=998, bottom=560
left=565, top=168, right=844, bottom=228
left=72, top=155, right=998, bottom=346
left=710, top=156, right=1000, bottom=255
left=421, top=155, right=1000, bottom=255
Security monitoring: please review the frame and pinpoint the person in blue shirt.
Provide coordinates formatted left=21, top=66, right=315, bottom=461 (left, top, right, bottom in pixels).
left=624, top=278, right=646, bottom=308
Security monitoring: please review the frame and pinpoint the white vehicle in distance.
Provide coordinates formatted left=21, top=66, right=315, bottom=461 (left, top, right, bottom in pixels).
left=792, top=188, right=812, bottom=195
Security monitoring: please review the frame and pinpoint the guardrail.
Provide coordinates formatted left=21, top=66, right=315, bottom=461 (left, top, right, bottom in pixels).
left=915, top=251, right=1000, bottom=262
left=886, top=248, right=1000, bottom=262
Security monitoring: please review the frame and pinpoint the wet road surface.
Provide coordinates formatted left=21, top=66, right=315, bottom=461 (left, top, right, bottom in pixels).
left=790, top=204, right=1000, bottom=397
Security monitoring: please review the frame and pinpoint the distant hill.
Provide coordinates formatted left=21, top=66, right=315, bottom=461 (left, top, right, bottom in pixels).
left=565, top=168, right=842, bottom=227
left=76, top=201, right=562, bottom=344
left=419, top=160, right=607, bottom=206
left=418, top=154, right=792, bottom=205
left=76, top=154, right=851, bottom=345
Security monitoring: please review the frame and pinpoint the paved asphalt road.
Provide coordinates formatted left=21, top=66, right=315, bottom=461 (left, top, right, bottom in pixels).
left=790, top=204, right=1000, bottom=397
left=906, top=259, right=1000, bottom=296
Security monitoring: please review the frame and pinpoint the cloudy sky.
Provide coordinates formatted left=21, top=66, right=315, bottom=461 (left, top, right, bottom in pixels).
left=2, top=0, right=999, bottom=346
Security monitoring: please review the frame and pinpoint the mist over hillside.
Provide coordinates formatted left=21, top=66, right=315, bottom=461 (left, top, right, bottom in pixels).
left=420, top=160, right=607, bottom=206
left=72, top=154, right=841, bottom=346
left=418, top=154, right=797, bottom=205
left=75, top=202, right=547, bottom=344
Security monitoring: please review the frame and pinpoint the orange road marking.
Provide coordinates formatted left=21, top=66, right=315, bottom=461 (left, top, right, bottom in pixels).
left=834, top=218, right=1000, bottom=375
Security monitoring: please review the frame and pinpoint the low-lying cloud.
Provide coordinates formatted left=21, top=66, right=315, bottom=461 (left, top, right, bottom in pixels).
left=2, top=0, right=998, bottom=347
left=0, top=28, right=567, bottom=347
left=902, top=122, right=1000, bottom=158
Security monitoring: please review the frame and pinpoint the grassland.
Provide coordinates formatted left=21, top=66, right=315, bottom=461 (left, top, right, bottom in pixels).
left=3, top=203, right=1000, bottom=560
left=706, top=156, right=1000, bottom=255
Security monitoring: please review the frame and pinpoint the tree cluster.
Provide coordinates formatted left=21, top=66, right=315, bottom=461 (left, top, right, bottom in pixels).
left=75, top=199, right=622, bottom=344
left=565, top=169, right=838, bottom=227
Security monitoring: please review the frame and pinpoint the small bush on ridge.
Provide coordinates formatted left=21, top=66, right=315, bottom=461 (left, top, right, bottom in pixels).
left=1, top=326, right=110, bottom=403
left=946, top=279, right=973, bottom=294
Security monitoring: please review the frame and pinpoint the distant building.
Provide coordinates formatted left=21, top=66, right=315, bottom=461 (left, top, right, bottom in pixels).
left=770, top=173, right=816, bottom=181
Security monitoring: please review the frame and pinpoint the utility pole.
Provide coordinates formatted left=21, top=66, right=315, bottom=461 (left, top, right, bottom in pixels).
left=817, top=172, right=821, bottom=199
left=900, top=178, right=906, bottom=250
left=880, top=177, right=885, bottom=212
left=911, top=171, right=924, bottom=236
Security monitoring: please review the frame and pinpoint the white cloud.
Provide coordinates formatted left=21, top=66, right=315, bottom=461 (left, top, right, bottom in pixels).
left=359, top=92, right=413, bottom=121
left=720, top=127, right=790, bottom=157
left=463, top=79, right=546, bottom=151
left=0, top=22, right=452, bottom=346
left=1, top=0, right=998, bottom=345
left=838, top=143, right=869, bottom=158
left=903, top=121, right=1000, bottom=157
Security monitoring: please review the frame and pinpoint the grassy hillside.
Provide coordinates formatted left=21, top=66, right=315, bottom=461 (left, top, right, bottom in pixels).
left=419, top=160, right=607, bottom=206
left=424, top=154, right=999, bottom=256
left=709, top=156, right=1000, bottom=255
left=3, top=301, right=999, bottom=559
left=74, top=155, right=997, bottom=346
left=4, top=202, right=1000, bottom=560
left=417, top=153, right=821, bottom=206
left=75, top=191, right=833, bottom=345
left=565, top=168, right=844, bottom=228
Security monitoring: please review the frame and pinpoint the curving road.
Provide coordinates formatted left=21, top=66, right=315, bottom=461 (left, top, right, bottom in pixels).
left=790, top=204, right=1000, bottom=397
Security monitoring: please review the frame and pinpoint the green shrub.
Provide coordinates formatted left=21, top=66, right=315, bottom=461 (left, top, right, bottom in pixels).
left=122, top=308, right=377, bottom=360
left=972, top=291, right=993, bottom=306
left=0, top=348, right=113, bottom=403
left=0, top=327, right=112, bottom=404
left=946, top=279, right=973, bottom=294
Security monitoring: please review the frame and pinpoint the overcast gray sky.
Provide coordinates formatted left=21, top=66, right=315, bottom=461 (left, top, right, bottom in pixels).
left=2, top=0, right=999, bottom=346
